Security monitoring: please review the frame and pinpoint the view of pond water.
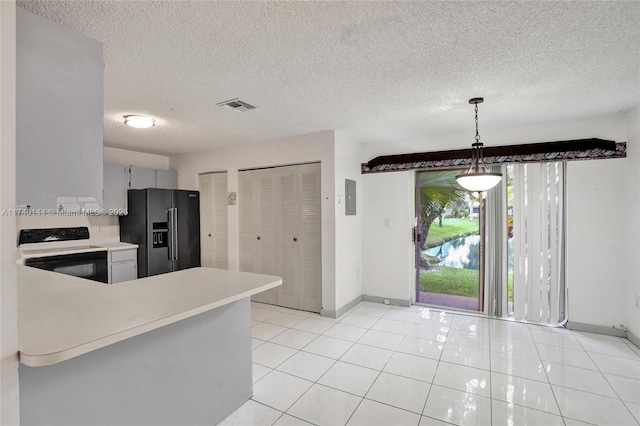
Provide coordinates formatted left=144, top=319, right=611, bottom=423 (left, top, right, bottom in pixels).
left=425, top=234, right=480, bottom=270
left=425, top=235, right=515, bottom=271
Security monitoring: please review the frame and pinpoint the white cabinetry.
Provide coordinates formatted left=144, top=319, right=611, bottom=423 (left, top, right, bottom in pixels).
left=103, top=165, right=178, bottom=214
left=239, top=163, right=321, bottom=312
left=130, top=166, right=157, bottom=190
left=199, top=173, right=228, bottom=269
left=156, top=170, right=178, bottom=189
left=130, top=166, right=178, bottom=190
left=16, top=8, right=104, bottom=212
left=108, top=249, right=137, bottom=283
left=103, top=164, right=129, bottom=214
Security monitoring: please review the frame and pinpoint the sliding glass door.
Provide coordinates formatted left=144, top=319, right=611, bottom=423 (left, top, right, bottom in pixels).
left=415, top=170, right=482, bottom=311
left=415, top=163, right=566, bottom=324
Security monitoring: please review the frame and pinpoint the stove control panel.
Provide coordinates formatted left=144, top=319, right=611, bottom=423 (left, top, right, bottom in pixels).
left=19, top=227, right=91, bottom=245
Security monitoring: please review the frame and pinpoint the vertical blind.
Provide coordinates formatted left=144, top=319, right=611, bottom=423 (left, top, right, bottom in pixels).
left=512, top=162, right=567, bottom=325
left=485, top=165, right=508, bottom=318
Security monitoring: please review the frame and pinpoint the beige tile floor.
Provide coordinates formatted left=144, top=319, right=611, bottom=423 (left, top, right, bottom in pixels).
left=219, top=301, right=640, bottom=426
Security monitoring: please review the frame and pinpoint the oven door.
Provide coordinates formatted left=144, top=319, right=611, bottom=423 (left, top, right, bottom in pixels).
left=24, top=251, right=108, bottom=283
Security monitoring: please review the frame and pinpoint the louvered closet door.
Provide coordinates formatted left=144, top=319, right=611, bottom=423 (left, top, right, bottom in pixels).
left=240, top=169, right=277, bottom=304
left=238, top=171, right=260, bottom=275
left=256, top=170, right=278, bottom=304
left=211, top=173, right=228, bottom=269
left=239, top=164, right=322, bottom=312
left=276, top=166, right=300, bottom=309
left=199, top=173, right=228, bottom=269
left=297, top=163, right=322, bottom=312
left=198, top=174, right=214, bottom=267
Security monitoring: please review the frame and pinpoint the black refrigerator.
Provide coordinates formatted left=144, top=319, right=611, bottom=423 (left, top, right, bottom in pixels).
left=120, top=189, right=201, bottom=277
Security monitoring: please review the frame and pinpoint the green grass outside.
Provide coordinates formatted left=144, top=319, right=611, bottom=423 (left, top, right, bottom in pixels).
left=420, top=267, right=479, bottom=297
left=426, top=218, right=479, bottom=247
left=508, top=271, right=513, bottom=302
left=421, top=217, right=515, bottom=302
left=421, top=269, right=514, bottom=299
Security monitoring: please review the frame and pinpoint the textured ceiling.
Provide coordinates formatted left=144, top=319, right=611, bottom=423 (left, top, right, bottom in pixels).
left=16, top=0, right=640, bottom=156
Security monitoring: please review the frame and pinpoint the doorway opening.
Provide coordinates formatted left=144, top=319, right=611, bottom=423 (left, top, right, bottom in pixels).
left=415, top=170, right=482, bottom=311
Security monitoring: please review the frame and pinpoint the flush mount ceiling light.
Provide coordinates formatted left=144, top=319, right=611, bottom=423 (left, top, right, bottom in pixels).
left=455, top=98, right=503, bottom=192
left=124, top=115, right=155, bottom=129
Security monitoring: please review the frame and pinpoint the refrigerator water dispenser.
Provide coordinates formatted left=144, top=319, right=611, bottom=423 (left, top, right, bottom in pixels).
left=152, top=222, right=168, bottom=249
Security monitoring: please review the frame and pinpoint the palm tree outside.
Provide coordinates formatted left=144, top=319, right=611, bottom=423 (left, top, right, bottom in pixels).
left=416, top=170, right=481, bottom=310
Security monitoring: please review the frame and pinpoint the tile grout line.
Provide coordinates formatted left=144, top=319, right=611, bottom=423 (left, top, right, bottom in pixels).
left=575, top=336, right=640, bottom=424
left=248, top=302, right=640, bottom=426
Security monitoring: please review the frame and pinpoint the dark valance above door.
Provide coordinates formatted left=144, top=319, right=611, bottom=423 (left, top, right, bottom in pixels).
left=361, top=138, right=626, bottom=174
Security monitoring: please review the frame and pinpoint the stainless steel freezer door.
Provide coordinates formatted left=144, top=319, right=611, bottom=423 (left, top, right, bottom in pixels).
left=147, top=188, right=172, bottom=276
left=172, top=190, right=201, bottom=271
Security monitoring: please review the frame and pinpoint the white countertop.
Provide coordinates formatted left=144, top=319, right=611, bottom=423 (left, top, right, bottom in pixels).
left=96, top=241, right=139, bottom=251
left=19, top=241, right=138, bottom=259
left=20, top=244, right=108, bottom=259
left=18, top=266, right=281, bottom=367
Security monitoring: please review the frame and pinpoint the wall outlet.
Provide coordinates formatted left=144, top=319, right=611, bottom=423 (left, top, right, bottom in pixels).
left=636, top=295, right=640, bottom=310
left=383, top=299, right=390, bottom=305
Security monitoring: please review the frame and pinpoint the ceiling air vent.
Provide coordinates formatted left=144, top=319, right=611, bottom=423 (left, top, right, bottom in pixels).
left=216, top=98, right=257, bottom=113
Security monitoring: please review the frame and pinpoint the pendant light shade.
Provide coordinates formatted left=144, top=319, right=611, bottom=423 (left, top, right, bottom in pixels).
left=456, top=172, right=503, bottom=192
left=455, top=98, right=502, bottom=192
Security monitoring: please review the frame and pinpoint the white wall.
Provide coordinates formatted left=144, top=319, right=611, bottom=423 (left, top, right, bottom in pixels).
left=170, top=131, right=340, bottom=312
left=0, top=1, right=20, bottom=423
left=360, top=112, right=632, bottom=328
left=334, top=131, right=363, bottom=311
left=104, top=146, right=170, bottom=170
left=566, top=159, right=628, bottom=329
left=362, top=171, right=415, bottom=302
left=626, top=104, right=640, bottom=338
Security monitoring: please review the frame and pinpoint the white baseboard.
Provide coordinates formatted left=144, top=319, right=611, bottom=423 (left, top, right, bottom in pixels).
left=628, top=330, right=640, bottom=349
left=565, top=321, right=627, bottom=337
left=321, top=294, right=412, bottom=319
left=321, top=295, right=363, bottom=319
left=565, top=321, right=640, bottom=350
left=362, top=294, right=411, bottom=307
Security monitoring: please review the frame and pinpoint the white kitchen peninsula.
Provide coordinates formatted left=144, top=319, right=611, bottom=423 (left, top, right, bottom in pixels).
left=18, top=266, right=281, bottom=425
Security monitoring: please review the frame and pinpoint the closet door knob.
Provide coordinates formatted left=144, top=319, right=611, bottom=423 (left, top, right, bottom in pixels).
left=257, top=236, right=261, bottom=240
left=293, top=237, right=297, bottom=242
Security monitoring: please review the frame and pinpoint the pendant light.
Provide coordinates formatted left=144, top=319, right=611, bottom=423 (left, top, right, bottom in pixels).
left=455, top=97, right=502, bottom=192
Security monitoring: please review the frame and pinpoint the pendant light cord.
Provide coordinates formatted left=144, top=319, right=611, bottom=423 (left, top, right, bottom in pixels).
left=472, top=100, right=486, bottom=172
left=475, top=102, right=480, bottom=144
left=473, top=101, right=481, bottom=172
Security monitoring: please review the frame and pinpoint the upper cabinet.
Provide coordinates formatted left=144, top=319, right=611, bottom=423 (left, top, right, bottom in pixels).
left=103, top=164, right=129, bottom=214
left=156, top=169, right=178, bottom=190
left=104, top=165, right=178, bottom=214
left=129, top=166, right=157, bottom=190
left=129, top=166, right=177, bottom=190
left=16, top=8, right=104, bottom=213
